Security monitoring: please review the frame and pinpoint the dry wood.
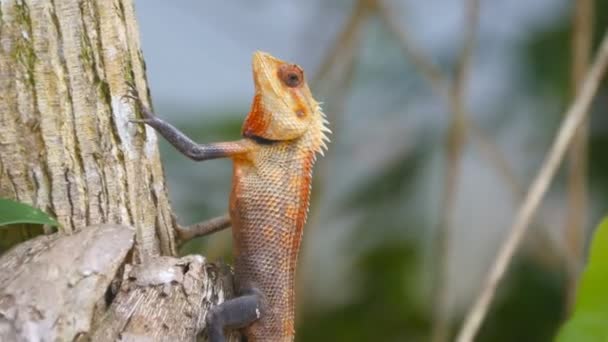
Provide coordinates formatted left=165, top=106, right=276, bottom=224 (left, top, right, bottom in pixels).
left=564, top=0, right=593, bottom=311
left=89, top=255, right=239, bottom=342
left=0, top=224, right=134, bottom=341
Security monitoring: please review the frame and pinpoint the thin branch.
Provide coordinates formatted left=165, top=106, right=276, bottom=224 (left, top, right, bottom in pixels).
left=377, top=0, right=519, bottom=209
left=431, top=1, right=481, bottom=341
left=564, top=0, right=593, bottom=312
left=453, top=0, right=481, bottom=96
left=376, top=0, right=448, bottom=95
left=376, top=0, right=561, bottom=245
left=312, top=0, right=370, bottom=87
left=469, top=121, right=524, bottom=195
left=456, top=29, right=608, bottom=342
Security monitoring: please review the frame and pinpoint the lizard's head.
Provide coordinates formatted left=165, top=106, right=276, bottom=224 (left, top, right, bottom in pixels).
left=242, top=51, right=329, bottom=151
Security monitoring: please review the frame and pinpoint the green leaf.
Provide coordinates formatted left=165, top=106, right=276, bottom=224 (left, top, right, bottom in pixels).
left=0, top=198, right=60, bottom=227
left=556, top=217, right=608, bottom=342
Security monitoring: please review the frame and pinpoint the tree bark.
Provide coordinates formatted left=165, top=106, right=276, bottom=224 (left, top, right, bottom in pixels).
left=89, top=255, right=238, bottom=342
left=0, top=1, right=236, bottom=341
left=0, top=0, right=175, bottom=258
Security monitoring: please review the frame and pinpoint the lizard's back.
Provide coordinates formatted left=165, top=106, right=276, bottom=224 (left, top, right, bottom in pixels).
left=229, top=138, right=315, bottom=341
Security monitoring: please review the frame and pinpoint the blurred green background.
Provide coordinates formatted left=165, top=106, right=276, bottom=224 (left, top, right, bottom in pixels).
left=133, top=0, right=608, bottom=341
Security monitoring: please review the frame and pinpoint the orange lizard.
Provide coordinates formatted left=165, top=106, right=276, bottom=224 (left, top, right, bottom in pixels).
left=128, top=51, right=330, bottom=341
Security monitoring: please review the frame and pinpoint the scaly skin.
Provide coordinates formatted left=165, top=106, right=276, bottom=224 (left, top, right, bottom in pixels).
left=128, top=52, right=329, bottom=341
left=232, top=52, right=329, bottom=341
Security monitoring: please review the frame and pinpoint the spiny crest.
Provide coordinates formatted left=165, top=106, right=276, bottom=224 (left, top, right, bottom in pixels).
left=311, top=102, right=331, bottom=158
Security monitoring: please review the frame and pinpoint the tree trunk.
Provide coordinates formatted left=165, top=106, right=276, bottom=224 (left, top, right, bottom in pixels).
left=0, top=1, right=236, bottom=340
left=0, top=0, right=175, bottom=258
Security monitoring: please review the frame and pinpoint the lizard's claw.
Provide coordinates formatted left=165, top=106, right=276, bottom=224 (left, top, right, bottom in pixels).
left=123, top=82, right=158, bottom=125
left=122, top=88, right=140, bottom=103
left=121, top=94, right=139, bottom=104
left=122, top=80, right=142, bottom=103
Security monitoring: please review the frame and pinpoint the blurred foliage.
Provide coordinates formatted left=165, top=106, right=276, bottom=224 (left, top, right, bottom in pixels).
left=477, top=258, right=566, bottom=342
left=298, top=0, right=607, bottom=339
left=154, top=1, right=608, bottom=341
left=590, top=134, right=608, bottom=202
left=525, top=0, right=608, bottom=200
left=297, top=136, right=429, bottom=340
left=524, top=0, right=608, bottom=109
left=296, top=132, right=567, bottom=341
left=557, top=217, right=608, bottom=342
left=298, top=242, right=430, bottom=342
left=340, top=136, right=429, bottom=214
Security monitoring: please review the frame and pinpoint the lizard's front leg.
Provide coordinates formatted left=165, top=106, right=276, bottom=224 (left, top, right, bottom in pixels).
left=125, top=87, right=255, bottom=161
left=206, top=288, right=264, bottom=342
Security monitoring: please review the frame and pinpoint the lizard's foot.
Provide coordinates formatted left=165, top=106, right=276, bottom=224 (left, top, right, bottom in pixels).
left=205, top=288, right=264, bottom=342
left=122, top=81, right=158, bottom=124
left=121, top=80, right=142, bottom=104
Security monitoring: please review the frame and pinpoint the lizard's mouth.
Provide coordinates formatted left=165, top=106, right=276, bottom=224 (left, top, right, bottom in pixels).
left=243, top=131, right=282, bottom=145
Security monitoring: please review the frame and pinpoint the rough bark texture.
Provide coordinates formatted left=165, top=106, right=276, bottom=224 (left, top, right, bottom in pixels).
left=0, top=1, right=238, bottom=341
left=0, top=0, right=176, bottom=258
left=89, top=256, right=239, bottom=342
left=0, top=225, right=239, bottom=342
left=0, top=224, right=135, bottom=341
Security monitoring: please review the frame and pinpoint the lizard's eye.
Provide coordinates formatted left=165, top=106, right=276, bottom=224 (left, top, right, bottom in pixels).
left=278, top=64, right=303, bottom=88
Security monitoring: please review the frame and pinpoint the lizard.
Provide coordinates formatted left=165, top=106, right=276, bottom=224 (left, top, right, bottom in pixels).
left=127, top=51, right=330, bottom=342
